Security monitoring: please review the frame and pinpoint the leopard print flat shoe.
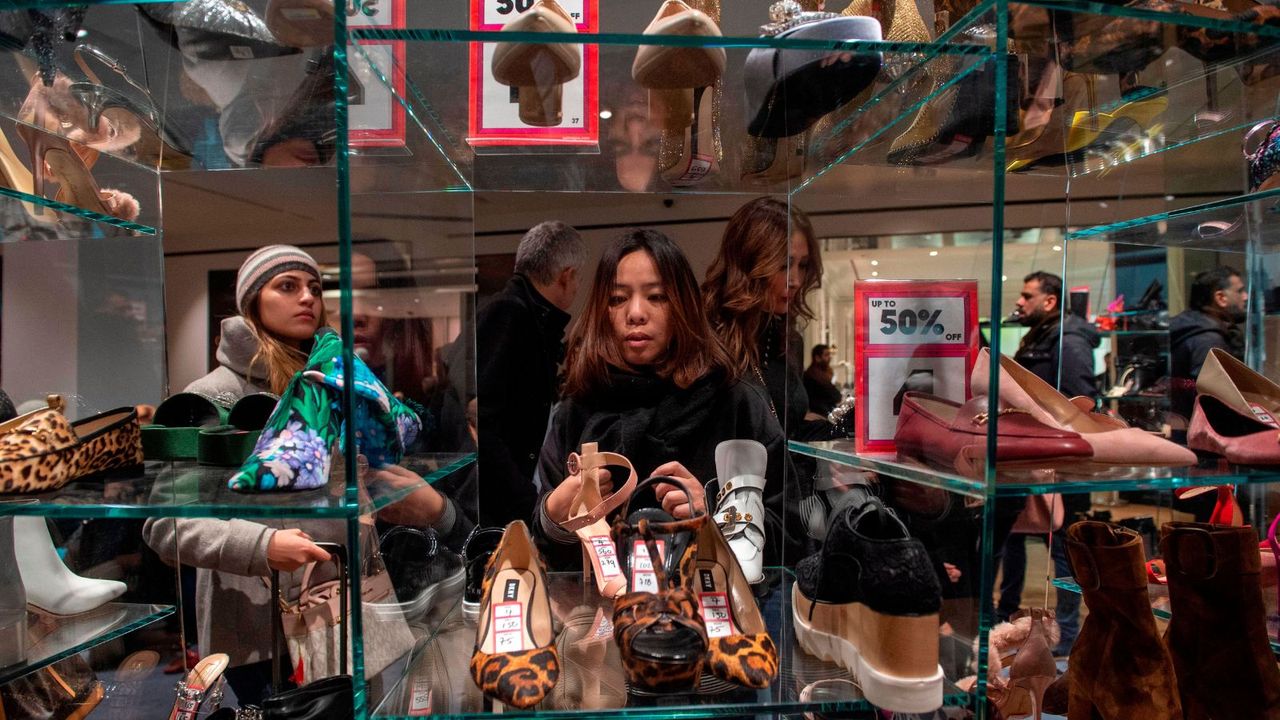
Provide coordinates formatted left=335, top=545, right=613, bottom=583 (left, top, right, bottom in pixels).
left=0, top=395, right=142, bottom=494
left=469, top=521, right=559, bottom=709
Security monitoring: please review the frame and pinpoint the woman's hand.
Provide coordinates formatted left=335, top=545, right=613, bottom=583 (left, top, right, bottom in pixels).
left=650, top=462, right=707, bottom=519
left=267, top=528, right=331, bottom=572
left=545, top=468, right=613, bottom=525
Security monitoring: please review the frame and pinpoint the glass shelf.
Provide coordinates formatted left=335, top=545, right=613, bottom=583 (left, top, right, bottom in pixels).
left=789, top=440, right=986, bottom=499
left=0, top=453, right=475, bottom=519
left=792, top=440, right=1280, bottom=497
left=1052, top=576, right=1280, bottom=654
left=1069, top=187, right=1280, bottom=252
left=0, top=603, right=174, bottom=686
left=372, top=571, right=970, bottom=719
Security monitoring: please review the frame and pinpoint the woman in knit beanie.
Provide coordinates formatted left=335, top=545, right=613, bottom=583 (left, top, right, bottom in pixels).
left=187, top=244, right=326, bottom=401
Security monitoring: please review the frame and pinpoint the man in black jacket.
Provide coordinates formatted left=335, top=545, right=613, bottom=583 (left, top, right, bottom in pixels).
left=476, top=221, right=585, bottom=526
left=1169, top=266, right=1247, bottom=411
left=1013, top=270, right=1100, bottom=397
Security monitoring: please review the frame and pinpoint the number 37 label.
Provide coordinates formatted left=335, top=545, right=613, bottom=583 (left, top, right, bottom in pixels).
left=483, top=0, right=585, bottom=26
left=868, top=296, right=968, bottom=346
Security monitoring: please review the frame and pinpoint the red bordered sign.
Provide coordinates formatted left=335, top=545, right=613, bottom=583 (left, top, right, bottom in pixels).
left=853, top=280, right=979, bottom=453
left=467, top=0, right=600, bottom=147
left=349, top=0, right=407, bottom=147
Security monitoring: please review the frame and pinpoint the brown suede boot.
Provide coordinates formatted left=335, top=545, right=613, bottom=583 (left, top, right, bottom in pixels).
left=1161, top=522, right=1280, bottom=719
left=1065, top=521, right=1182, bottom=720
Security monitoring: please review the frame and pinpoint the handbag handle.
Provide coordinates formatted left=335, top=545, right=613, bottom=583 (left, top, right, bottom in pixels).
left=273, top=542, right=348, bottom=689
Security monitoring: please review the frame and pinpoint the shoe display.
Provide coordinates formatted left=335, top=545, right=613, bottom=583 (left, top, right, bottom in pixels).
left=0, top=396, right=143, bottom=495
left=15, top=515, right=127, bottom=615
left=971, top=349, right=1196, bottom=467
left=792, top=498, right=944, bottom=713
left=1064, top=522, right=1182, bottom=719
left=560, top=442, right=638, bottom=598
left=744, top=1, right=883, bottom=139
left=1161, top=522, right=1280, bottom=718
left=462, top=527, right=505, bottom=624
left=470, top=521, right=559, bottom=709
left=550, top=603, right=627, bottom=710
left=999, top=609, right=1058, bottom=720
left=706, top=439, right=767, bottom=584
left=169, top=653, right=228, bottom=720
left=632, top=0, right=725, bottom=90
left=611, top=476, right=709, bottom=693
left=893, top=391, right=1094, bottom=475
left=374, top=525, right=466, bottom=624
left=1245, top=119, right=1280, bottom=193
left=490, top=0, right=582, bottom=127
left=694, top=517, right=777, bottom=688
left=1187, top=394, right=1280, bottom=464
left=69, top=44, right=193, bottom=171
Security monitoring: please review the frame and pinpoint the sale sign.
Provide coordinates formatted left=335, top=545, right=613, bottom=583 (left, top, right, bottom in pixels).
left=348, top=0, right=406, bottom=148
left=468, top=0, right=599, bottom=147
left=854, top=280, right=979, bottom=453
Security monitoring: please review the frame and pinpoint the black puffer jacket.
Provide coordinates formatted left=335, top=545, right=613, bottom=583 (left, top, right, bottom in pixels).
left=1013, top=314, right=1100, bottom=398
left=531, top=367, right=803, bottom=570
left=1170, top=309, right=1243, bottom=380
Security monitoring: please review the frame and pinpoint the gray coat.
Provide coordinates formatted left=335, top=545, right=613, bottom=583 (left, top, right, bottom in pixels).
left=142, top=317, right=348, bottom=667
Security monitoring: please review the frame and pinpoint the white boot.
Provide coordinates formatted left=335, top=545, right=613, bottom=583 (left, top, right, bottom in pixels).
left=14, top=516, right=125, bottom=615
left=711, top=439, right=767, bottom=584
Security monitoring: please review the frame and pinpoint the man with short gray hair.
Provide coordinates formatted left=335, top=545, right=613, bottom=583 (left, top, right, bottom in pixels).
left=476, top=221, right=586, bottom=525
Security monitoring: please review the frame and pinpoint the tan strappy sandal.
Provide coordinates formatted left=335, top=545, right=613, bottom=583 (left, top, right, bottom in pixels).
left=560, top=442, right=638, bottom=599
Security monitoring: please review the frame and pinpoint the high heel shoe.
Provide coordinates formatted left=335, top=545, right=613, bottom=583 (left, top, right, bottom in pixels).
left=561, top=442, right=638, bottom=598
left=169, top=653, right=229, bottom=720
left=636, top=0, right=726, bottom=186
left=15, top=108, right=141, bottom=222
left=469, top=521, right=559, bottom=709
left=490, top=0, right=582, bottom=127
left=0, top=122, right=50, bottom=222
left=1001, top=609, right=1058, bottom=720
left=611, top=476, right=709, bottom=693
left=69, top=45, right=193, bottom=171
left=694, top=518, right=777, bottom=688
left=15, top=515, right=127, bottom=615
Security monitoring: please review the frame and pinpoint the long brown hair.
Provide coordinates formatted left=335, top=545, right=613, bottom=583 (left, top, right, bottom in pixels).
left=562, top=228, right=734, bottom=399
left=702, top=197, right=821, bottom=376
left=244, top=302, right=329, bottom=396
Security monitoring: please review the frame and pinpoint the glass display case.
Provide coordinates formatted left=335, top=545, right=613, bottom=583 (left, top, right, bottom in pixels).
left=0, top=0, right=1279, bottom=718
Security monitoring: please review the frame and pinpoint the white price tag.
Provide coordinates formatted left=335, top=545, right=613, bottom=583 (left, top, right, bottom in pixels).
left=484, top=0, right=586, bottom=27
left=408, top=680, right=432, bottom=716
left=699, top=592, right=736, bottom=638
left=589, top=535, right=621, bottom=578
left=866, top=296, right=967, bottom=346
left=630, top=540, right=665, bottom=593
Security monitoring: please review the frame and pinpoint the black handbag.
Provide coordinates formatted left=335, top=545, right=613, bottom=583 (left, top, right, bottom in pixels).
left=242, top=542, right=356, bottom=720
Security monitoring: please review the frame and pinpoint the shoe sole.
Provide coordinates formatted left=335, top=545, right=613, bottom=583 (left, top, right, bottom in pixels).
left=369, top=565, right=466, bottom=623
left=791, top=584, right=943, bottom=714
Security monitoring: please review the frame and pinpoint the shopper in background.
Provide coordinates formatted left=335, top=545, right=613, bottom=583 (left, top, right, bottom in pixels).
left=476, top=221, right=586, bottom=527
left=803, top=343, right=842, bottom=416
left=998, top=269, right=1093, bottom=655
left=1170, top=265, right=1248, bottom=416
left=533, top=228, right=800, bottom=568
left=144, top=245, right=461, bottom=705
left=1012, top=270, right=1100, bottom=397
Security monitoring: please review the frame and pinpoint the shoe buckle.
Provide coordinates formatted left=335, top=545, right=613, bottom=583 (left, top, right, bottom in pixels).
left=1167, top=526, right=1219, bottom=581
left=972, top=408, right=1028, bottom=425
left=566, top=453, right=581, bottom=476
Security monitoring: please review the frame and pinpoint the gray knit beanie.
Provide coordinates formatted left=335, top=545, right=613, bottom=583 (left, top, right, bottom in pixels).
left=235, top=245, right=322, bottom=315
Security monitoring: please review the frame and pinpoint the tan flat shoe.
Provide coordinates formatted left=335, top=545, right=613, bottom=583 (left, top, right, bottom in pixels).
left=632, top=0, right=726, bottom=89
left=490, top=0, right=582, bottom=127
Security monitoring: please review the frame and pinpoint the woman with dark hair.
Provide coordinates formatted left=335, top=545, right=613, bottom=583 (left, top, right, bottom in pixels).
left=532, top=228, right=801, bottom=568
left=701, top=197, right=823, bottom=437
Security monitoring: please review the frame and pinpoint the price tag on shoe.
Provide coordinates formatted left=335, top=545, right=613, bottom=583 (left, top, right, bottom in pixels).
left=853, top=280, right=979, bottom=453
left=468, top=0, right=600, bottom=147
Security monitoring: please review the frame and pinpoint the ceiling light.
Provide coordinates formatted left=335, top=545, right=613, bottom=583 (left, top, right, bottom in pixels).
left=929, top=250, right=938, bottom=256
left=1001, top=275, right=1008, bottom=281
left=870, top=260, right=879, bottom=266
left=599, top=110, right=613, bottom=119
left=1165, top=195, right=1175, bottom=201
left=1052, top=245, right=1062, bottom=252
left=871, top=271, right=879, bottom=277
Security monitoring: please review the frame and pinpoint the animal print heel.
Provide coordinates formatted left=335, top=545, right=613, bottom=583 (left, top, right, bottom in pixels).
left=470, top=521, right=559, bottom=709
left=611, top=511, right=709, bottom=694
left=696, top=517, right=778, bottom=688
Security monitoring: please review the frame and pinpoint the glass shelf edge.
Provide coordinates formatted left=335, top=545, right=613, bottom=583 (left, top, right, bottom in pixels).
left=787, top=441, right=986, bottom=499
left=350, top=27, right=991, bottom=57
left=0, top=604, right=175, bottom=686
left=1069, top=187, right=1280, bottom=242
left=363, top=454, right=477, bottom=516
left=0, top=186, right=157, bottom=236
